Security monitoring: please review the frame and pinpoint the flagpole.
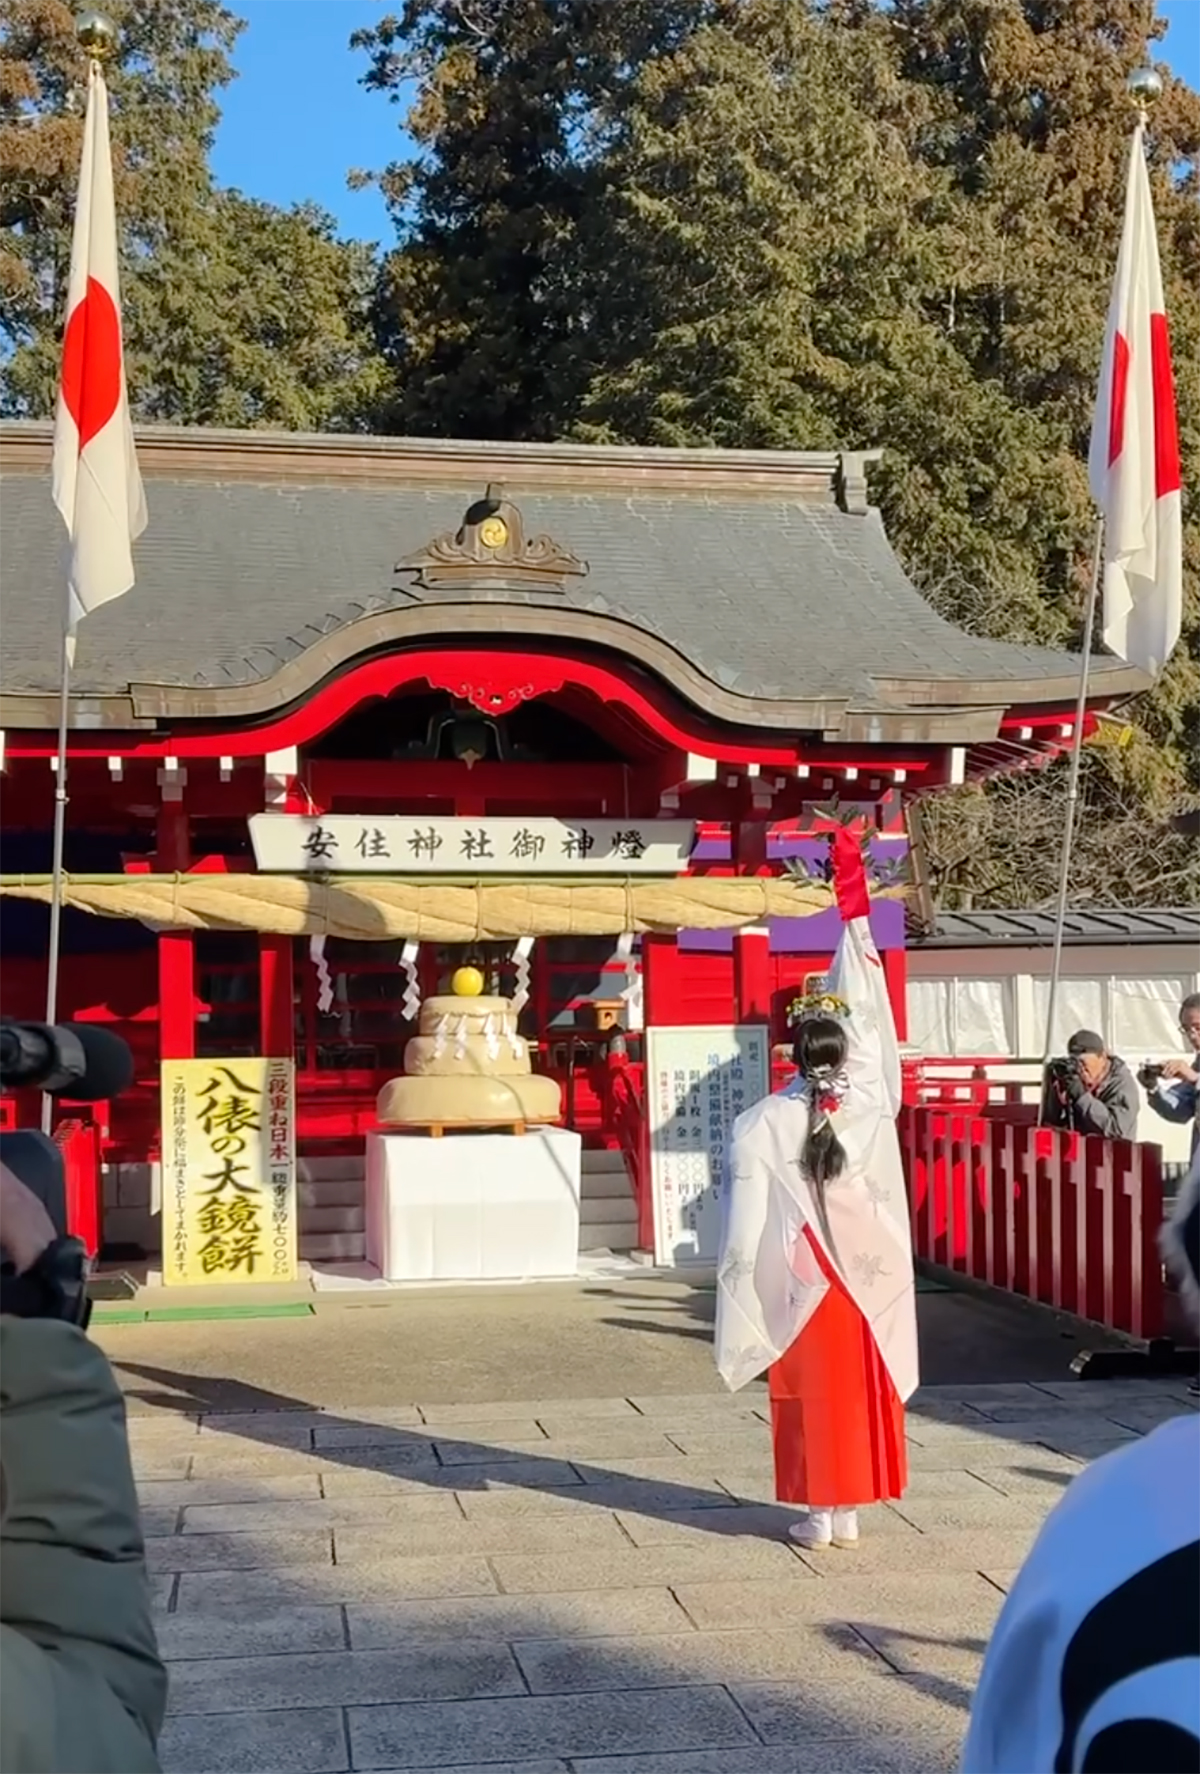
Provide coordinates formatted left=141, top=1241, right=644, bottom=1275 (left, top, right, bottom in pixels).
left=41, top=630, right=74, bottom=1133
left=1039, top=516, right=1104, bottom=1087
left=42, top=9, right=121, bottom=1134
left=1039, top=67, right=1167, bottom=1103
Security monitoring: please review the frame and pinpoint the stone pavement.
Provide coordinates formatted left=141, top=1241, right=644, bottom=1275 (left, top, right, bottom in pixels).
left=129, top=1374, right=1197, bottom=1774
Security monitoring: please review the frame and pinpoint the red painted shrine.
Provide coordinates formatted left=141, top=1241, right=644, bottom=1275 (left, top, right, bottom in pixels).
left=0, top=423, right=1147, bottom=1269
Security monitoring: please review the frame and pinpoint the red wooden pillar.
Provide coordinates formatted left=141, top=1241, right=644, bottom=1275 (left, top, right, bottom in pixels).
left=259, top=934, right=294, bottom=1059
left=642, top=934, right=687, bottom=1027
left=884, top=947, right=908, bottom=1043
left=155, top=805, right=194, bottom=1060
left=733, top=926, right=771, bottom=1025
left=732, top=821, right=771, bottom=1026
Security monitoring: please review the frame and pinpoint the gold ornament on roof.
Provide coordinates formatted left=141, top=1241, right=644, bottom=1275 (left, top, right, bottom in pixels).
left=397, top=483, right=588, bottom=594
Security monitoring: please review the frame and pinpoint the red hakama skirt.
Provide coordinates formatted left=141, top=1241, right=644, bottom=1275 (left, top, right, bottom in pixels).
left=768, top=1230, right=908, bottom=1507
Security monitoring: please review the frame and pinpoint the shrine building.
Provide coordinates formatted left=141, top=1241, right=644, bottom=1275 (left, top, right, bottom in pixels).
left=0, top=420, right=1147, bottom=1272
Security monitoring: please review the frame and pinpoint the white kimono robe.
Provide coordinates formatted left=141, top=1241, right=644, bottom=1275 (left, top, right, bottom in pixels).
left=714, top=915, right=919, bottom=1403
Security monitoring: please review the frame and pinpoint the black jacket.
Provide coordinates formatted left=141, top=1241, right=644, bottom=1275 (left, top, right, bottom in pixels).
left=1042, top=1054, right=1140, bottom=1142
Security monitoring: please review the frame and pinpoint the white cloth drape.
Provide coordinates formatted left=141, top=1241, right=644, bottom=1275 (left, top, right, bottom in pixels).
left=714, top=916, right=918, bottom=1400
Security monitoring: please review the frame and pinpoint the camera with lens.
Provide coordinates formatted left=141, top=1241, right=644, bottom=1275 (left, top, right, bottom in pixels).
left=1138, top=1061, right=1165, bottom=1086
left=0, top=1018, right=133, bottom=1325
left=1047, top=1055, right=1079, bottom=1083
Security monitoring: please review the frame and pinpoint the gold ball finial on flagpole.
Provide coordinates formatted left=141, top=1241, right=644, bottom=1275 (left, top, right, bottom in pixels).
left=75, top=9, right=117, bottom=58
left=1126, top=66, right=1163, bottom=111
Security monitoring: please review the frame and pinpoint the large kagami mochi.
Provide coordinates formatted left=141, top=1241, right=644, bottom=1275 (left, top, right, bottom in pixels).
left=377, top=981, right=562, bottom=1128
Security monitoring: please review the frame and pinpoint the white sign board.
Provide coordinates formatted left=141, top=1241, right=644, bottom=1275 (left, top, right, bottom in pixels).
left=249, top=815, right=695, bottom=875
left=645, top=1025, right=772, bottom=1267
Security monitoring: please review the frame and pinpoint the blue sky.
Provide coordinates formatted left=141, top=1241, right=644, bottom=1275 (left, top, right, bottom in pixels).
left=212, top=1, right=1200, bottom=245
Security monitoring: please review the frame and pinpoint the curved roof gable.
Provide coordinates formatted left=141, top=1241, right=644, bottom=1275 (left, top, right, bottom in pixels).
left=0, top=422, right=1146, bottom=738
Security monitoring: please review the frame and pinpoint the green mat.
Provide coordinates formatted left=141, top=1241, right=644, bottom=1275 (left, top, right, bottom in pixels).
left=915, top=1275, right=952, bottom=1294
left=92, top=1301, right=315, bottom=1325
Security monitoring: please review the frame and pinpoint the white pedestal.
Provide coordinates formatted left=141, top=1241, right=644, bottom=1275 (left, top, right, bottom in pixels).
left=364, top=1127, right=583, bottom=1283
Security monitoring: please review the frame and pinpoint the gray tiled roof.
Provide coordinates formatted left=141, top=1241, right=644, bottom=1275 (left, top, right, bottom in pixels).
left=0, top=423, right=1140, bottom=715
left=914, top=908, right=1200, bottom=948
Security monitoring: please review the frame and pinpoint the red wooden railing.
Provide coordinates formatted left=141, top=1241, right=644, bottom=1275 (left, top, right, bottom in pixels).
left=900, top=1105, right=1166, bottom=1339
left=594, top=1051, right=654, bottom=1253
left=901, top=1056, right=1036, bottom=1110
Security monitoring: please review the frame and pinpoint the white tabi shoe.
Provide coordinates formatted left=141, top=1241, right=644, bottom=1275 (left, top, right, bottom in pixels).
left=832, top=1507, right=860, bottom=1548
left=788, top=1508, right=834, bottom=1549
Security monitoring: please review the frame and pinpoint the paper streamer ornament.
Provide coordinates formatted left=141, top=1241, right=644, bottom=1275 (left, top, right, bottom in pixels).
left=309, top=934, right=334, bottom=1015
left=454, top=1015, right=469, bottom=1059
left=484, top=1013, right=500, bottom=1061
left=400, top=939, right=421, bottom=1020
left=616, top=932, right=643, bottom=1031
left=512, top=934, right=535, bottom=1014
left=432, top=1013, right=449, bottom=1058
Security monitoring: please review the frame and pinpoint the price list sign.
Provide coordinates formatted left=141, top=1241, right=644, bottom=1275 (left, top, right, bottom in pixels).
left=645, top=1026, right=771, bottom=1266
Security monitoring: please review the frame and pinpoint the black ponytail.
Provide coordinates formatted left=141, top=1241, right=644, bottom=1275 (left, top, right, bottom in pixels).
left=792, top=1015, right=849, bottom=1194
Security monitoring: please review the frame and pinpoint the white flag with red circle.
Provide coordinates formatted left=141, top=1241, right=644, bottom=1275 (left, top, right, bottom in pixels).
left=52, top=61, right=146, bottom=633
left=1088, top=119, right=1182, bottom=679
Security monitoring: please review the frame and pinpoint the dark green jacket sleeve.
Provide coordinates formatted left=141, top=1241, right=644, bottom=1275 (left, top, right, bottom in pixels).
left=0, top=1318, right=167, bottom=1773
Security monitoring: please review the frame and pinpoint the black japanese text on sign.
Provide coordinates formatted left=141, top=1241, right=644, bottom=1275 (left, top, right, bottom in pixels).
left=249, top=817, right=696, bottom=875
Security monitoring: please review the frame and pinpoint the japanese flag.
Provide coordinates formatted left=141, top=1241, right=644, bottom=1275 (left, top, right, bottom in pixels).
left=51, top=60, right=146, bottom=635
left=1088, top=119, right=1182, bottom=679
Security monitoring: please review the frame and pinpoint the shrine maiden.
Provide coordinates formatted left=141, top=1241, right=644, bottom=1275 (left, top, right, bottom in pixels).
left=714, top=868, right=917, bottom=1548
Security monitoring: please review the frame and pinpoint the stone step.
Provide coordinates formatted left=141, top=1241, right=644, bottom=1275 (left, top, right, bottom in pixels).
left=579, top=1216, right=639, bottom=1253
left=299, top=1230, right=366, bottom=1263
left=296, top=1154, right=364, bottom=1184
left=298, top=1178, right=363, bottom=1209
left=579, top=1168, right=633, bottom=1200
left=300, top=1205, right=365, bottom=1235
left=580, top=1148, right=628, bottom=1173
left=579, top=1193, right=637, bottom=1228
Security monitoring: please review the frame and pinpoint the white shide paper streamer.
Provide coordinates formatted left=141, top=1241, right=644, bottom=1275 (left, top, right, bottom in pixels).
left=511, top=935, right=535, bottom=1014
left=617, top=932, right=643, bottom=1031
left=309, top=934, right=334, bottom=1015
left=400, top=939, right=421, bottom=1021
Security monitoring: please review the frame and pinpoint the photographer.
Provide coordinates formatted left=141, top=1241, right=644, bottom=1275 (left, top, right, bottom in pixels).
left=1, top=1161, right=166, bottom=1773
left=1041, top=1030, right=1138, bottom=1142
left=1139, top=991, right=1200, bottom=1161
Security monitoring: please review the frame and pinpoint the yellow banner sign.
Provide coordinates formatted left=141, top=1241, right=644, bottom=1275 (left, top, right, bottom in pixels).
left=161, top=1057, right=297, bottom=1286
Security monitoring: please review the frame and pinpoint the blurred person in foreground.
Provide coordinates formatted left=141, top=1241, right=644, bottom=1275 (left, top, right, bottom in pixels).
left=714, top=828, right=917, bottom=1549
left=1138, top=991, right=1200, bottom=1396
left=961, top=1151, right=1200, bottom=1772
left=1140, top=990, right=1200, bottom=1158
left=1041, top=1029, right=1139, bottom=1142
left=1, top=1160, right=166, bottom=1773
